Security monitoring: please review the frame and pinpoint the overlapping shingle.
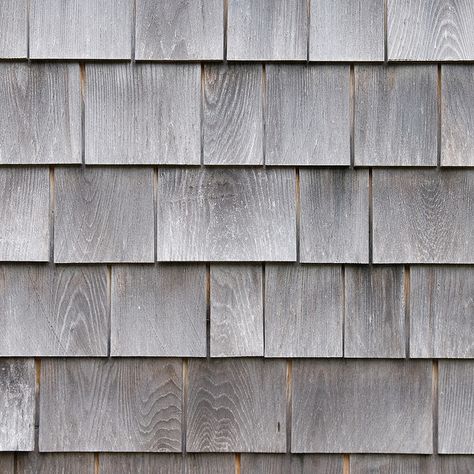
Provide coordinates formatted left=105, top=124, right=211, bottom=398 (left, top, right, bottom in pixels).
left=16, top=453, right=94, bottom=474
left=0, top=0, right=27, bottom=58
left=241, top=454, right=343, bottom=473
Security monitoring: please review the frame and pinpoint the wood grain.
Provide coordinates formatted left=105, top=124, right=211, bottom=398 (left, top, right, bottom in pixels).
left=203, top=65, right=263, bottom=165
left=0, top=0, right=27, bottom=58
left=0, top=455, right=14, bottom=473
left=156, top=168, right=296, bottom=262
left=355, top=65, right=437, bottom=166
left=388, top=0, right=474, bottom=60
left=210, top=265, right=263, bottom=357
left=16, top=453, right=94, bottom=474
left=300, top=169, right=369, bottom=263
left=0, top=359, right=35, bottom=451
left=372, top=170, right=474, bottom=263
left=292, top=360, right=432, bottom=453
left=187, top=359, right=286, bottom=452
left=227, top=0, right=307, bottom=60
left=0, top=167, right=49, bottom=261
left=241, top=454, right=343, bottom=473
left=344, top=266, right=405, bottom=358
left=310, top=0, right=384, bottom=61
left=111, top=264, right=206, bottom=356
left=265, top=65, right=350, bottom=165
left=100, top=454, right=183, bottom=474
left=184, top=454, right=235, bottom=473
left=0, top=265, right=108, bottom=356
left=441, top=65, right=474, bottom=166
left=264, top=264, right=343, bottom=357
left=54, top=167, right=154, bottom=263
left=39, top=359, right=182, bottom=452
left=135, top=0, right=223, bottom=60
left=85, top=64, right=200, bottom=165
left=30, top=0, right=132, bottom=59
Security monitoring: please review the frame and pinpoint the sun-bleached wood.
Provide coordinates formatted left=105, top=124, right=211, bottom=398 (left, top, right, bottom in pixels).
left=16, top=453, right=94, bottom=474
left=241, top=454, right=343, bottom=473
left=0, top=0, right=27, bottom=58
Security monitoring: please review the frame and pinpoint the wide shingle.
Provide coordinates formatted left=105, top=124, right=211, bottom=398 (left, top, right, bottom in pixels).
left=241, top=454, right=343, bottom=473
left=0, top=0, right=27, bottom=58
left=16, top=453, right=94, bottom=474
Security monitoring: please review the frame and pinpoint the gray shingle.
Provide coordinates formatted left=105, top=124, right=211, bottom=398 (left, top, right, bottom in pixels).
left=241, top=454, right=343, bottom=474
left=184, top=454, right=235, bottom=474
left=0, top=0, right=27, bottom=58
left=16, top=453, right=94, bottom=474
left=0, top=455, right=14, bottom=473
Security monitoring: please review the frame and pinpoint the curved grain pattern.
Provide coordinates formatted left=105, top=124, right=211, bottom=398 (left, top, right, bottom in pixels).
left=0, top=0, right=27, bottom=58
left=241, top=454, right=343, bottom=474
left=16, top=453, right=94, bottom=474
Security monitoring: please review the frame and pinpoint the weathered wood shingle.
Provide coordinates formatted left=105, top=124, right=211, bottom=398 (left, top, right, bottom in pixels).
left=241, top=454, right=343, bottom=473
left=16, top=453, right=95, bottom=474
left=0, top=0, right=27, bottom=58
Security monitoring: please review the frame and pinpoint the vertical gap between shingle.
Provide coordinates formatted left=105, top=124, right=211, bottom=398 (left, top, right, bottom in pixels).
left=182, top=358, right=189, bottom=454
left=343, top=454, right=350, bottom=474
left=13, top=454, right=18, bottom=474
left=34, top=358, right=41, bottom=429
left=131, top=0, right=136, bottom=61
left=295, top=168, right=300, bottom=262
left=262, top=263, right=266, bottom=356
left=368, top=169, right=373, bottom=264
left=262, top=64, right=266, bottom=166
left=200, top=64, right=205, bottom=165
left=80, top=63, right=86, bottom=166
left=432, top=360, right=439, bottom=453
left=383, top=0, right=388, bottom=63
left=349, top=65, right=355, bottom=168
left=26, top=0, right=30, bottom=59
left=153, top=167, right=158, bottom=262
left=206, top=264, right=211, bottom=358
left=94, top=453, right=100, bottom=474
left=306, top=0, right=311, bottom=62
left=234, top=453, right=241, bottom=474
left=286, top=359, right=293, bottom=453
left=49, top=167, right=55, bottom=262
left=437, top=64, right=442, bottom=168
left=342, top=265, right=346, bottom=357
left=404, top=265, right=410, bottom=359
left=223, top=0, right=228, bottom=61
left=107, top=265, right=112, bottom=357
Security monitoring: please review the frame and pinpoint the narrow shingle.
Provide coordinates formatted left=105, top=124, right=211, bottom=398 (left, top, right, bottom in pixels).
left=0, top=0, right=27, bottom=58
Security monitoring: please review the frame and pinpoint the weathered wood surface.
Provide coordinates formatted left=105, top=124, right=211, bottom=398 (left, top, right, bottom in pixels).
left=0, top=455, right=14, bottom=473
left=0, top=265, right=108, bottom=356
left=388, top=0, right=474, bottom=60
left=355, top=65, right=437, bottom=166
left=300, top=169, right=369, bottom=263
left=372, top=170, right=474, bottom=263
left=265, top=65, right=350, bottom=165
left=344, top=266, right=405, bottom=358
left=0, top=167, right=49, bottom=261
left=135, top=0, right=223, bottom=60
left=187, top=359, right=286, bottom=452
left=0, top=0, right=27, bottom=58
left=265, top=264, right=343, bottom=357
left=85, top=64, right=200, bottom=165
left=227, top=0, right=307, bottom=60
left=310, top=0, right=384, bottom=61
left=30, top=0, right=131, bottom=59
left=203, top=65, right=263, bottom=165
left=54, top=167, right=154, bottom=263
left=241, top=454, right=343, bottom=474
left=292, top=360, right=432, bottom=453
left=0, top=359, right=35, bottom=451
left=184, top=454, right=235, bottom=474
left=39, top=359, right=182, bottom=452
left=112, top=264, right=206, bottom=357
left=441, top=65, right=474, bottom=166
left=210, top=265, right=263, bottom=357
left=157, top=168, right=296, bottom=262
left=16, top=453, right=94, bottom=474
left=439, top=361, right=474, bottom=454
left=410, top=266, right=474, bottom=358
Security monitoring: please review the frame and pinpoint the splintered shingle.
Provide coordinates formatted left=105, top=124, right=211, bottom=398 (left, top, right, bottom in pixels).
left=300, top=169, right=369, bottom=263
left=54, top=167, right=154, bottom=263
left=85, top=64, right=200, bottom=165
left=135, top=0, right=223, bottom=60
left=264, top=265, right=343, bottom=358
left=0, top=168, right=49, bottom=262
left=373, top=170, right=474, bottom=264
left=0, top=359, right=35, bottom=451
left=157, top=168, right=296, bottom=262
left=344, top=266, right=405, bottom=358
left=388, top=0, right=474, bottom=60
left=39, top=359, right=182, bottom=452
left=439, top=361, right=474, bottom=453
left=265, top=65, right=350, bottom=166
left=0, top=0, right=27, bottom=58
left=203, top=65, right=263, bottom=165
left=30, top=0, right=132, bottom=59
left=241, top=454, right=343, bottom=473
left=0, top=63, right=81, bottom=164
left=355, top=65, right=437, bottom=166
left=187, top=359, right=286, bottom=452
left=111, top=264, right=206, bottom=357
left=0, top=265, right=108, bottom=356
left=227, top=0, right=307, bottom=60
left=292, top=360, right=432, bottom=453
left=310, top=0, right=384, bottom=61
left=16, top=453, right=94, bottom=474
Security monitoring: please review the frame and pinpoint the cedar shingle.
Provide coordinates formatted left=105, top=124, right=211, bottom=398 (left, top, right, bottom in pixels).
left=0, top=0, right=27, bottom=58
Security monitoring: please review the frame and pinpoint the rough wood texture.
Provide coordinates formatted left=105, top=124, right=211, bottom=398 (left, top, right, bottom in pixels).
left=372, top=170, right=474, bottom=264
left=135, top=0, right=223, bottom=60
left=39, top=359, right=182, bottom=452
left=0, top=455, right=14, bottom=473
left=112, top=264, right=206, bottom=357
left=0, top=359, right=35, bottom=451
left=210, top=265, right=263, bottom=357
left=184, top=454, right=235, bottom=473
left=292, top=360, right=432, bottom=453
left=16, top=453, right=94, bottom=474
left=0, top=167, right=49, bottom=261
left=355, top=65, right=437, bottom=166
left=0, top=265, right=108, bottom=356
left=203, top=65, right=263, bottom=165
left=265, top=65, right=350, bottom=165
left=241, top=454, right=343, bottom=473
left=300, top=169, right=369, bottom=263
left=439, top=361, right=474, bottom=454
left=441, top=65, right=474, bottom=166
left=30, top=0, right=131, bottom=59
left=345, top=266, right=405, bottom=358
left=85, top=64, right=200, bottom=165
left=227, top=0, right=307, bottom=60
left=54, top=167, right=154, bottom=263
left=410, top=266, right=474, bottom=358
left=157, top=168, right=296, bottom=262
left=187, top=359, right=286, bottom=452
left=265, top=265, right=343, bottom=357
left=388, top=0, right=474, bottom=60
left=0, top=0, right=27, bottom=58
left=310, top=0, right=384, bottom=61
